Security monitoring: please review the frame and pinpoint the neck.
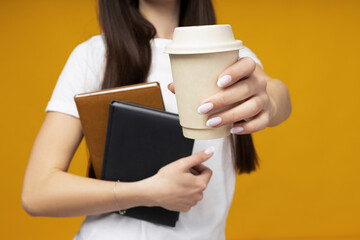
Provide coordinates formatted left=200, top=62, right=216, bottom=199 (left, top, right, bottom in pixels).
left=139, top=0, right=180, bottom=39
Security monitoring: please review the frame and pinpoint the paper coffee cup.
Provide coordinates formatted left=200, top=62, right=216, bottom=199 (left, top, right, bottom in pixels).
left=164, top=25, right=243, bottom=139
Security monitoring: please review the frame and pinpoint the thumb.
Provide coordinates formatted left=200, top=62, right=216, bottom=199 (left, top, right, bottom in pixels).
left=180, top=146, right=215, bottom=171
left=167, top=83, right=175, bottom=94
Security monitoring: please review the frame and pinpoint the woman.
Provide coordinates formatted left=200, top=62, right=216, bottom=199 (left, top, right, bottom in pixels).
left=21, top=0, right=292, bottom=239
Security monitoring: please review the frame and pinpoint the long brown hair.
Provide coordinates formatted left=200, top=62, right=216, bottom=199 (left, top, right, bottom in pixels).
left=98, top=0, right=259, bottom=174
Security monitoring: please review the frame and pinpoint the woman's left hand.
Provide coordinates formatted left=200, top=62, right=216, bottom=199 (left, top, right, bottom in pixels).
left=167, top=57, right=276, bottom=135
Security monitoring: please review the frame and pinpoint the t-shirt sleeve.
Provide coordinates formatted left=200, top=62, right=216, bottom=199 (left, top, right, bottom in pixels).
left=239, top=46, right=263, bottom=69
left=45, top=40, right=99, bottom=119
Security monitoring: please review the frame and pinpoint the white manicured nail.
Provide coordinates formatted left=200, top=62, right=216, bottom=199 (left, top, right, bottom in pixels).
left=206, top=117, right=222, bottom=127
left=230, top=126, right=244, bottom=134
left=197, top=102, right=214, bottom=114
left=217, top=75, right=232, bottom=87
left=204, top=146, right=215, bottom=155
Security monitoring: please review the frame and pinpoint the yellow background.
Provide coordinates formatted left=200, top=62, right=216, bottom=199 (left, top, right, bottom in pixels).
left=1, top=0, right=359, bottom=239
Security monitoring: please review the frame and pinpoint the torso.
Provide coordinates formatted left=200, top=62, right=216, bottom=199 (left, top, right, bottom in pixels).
left=70, top=35, right=259, bottom=240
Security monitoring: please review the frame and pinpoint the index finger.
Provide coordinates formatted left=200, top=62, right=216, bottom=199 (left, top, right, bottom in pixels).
left=191, top=163, right=210, bottom=175
left=216, top=57, right=256, bottom=88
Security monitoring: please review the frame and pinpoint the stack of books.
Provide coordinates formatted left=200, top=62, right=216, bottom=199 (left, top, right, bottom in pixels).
left=74, top=82, right=194, bottom=227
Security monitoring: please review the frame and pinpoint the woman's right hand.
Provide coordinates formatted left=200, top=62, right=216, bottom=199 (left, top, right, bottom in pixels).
left=22, top=111, right=214, bottom=217
left=145, top=147, right=215, bottom=212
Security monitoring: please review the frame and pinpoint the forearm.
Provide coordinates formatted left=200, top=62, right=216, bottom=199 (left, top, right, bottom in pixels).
left=21, top=170, right=152, bottom=217
left=266, top=77, right=292, bottom=127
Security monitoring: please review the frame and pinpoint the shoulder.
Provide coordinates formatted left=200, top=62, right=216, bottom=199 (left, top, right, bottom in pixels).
left=71, top=34, right=106, bottom=62
left=82, top=34, right=106, bottom=51
left=45, top=35, right=107, bottom=118
left=67, top=34, right=106, bottom=80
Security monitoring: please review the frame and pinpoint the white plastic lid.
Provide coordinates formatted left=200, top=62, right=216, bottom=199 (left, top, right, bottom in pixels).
left=164, top=24, right=243, bottom=54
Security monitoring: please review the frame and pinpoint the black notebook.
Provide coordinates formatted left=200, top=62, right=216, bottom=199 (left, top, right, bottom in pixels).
left=101, top=100, right=194, bottom=227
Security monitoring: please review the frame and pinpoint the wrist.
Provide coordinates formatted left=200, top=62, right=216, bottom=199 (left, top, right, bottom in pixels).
left=268, top=95, right=278, bottom=127
left=113, top=179, right=154, bottom=210
left=265, top=76, right=279, bottom=127
left=136, top=176, right=159, bottom=207
left=266, top=77, right=292, bottom=127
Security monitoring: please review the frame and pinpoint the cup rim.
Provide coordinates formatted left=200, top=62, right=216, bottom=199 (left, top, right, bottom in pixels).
left=164, top=40, right=243, bottom=54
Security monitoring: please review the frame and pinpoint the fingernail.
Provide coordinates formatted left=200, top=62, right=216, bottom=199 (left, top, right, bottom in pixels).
left=204, top=146, right=215, bottom=155
left=197, top=102, right=213, bottom=114
left=217, top=75, right=232, bottom=88
left=206, top=117, right=222, bottom=127
left=230, top=126, right=244, bottom=134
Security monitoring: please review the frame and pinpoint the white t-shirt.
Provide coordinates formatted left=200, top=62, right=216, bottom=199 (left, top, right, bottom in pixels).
left=45, top=34, right=262, bottom=240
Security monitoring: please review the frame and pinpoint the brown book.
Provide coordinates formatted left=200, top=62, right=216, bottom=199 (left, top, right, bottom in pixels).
left=74, top=82, right=165, bottom=179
